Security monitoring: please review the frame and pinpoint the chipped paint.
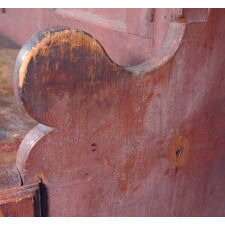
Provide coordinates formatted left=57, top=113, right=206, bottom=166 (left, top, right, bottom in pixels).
left=166, top=135, right=190, bottom=167
left=32, top=172, right=46, bottom=184
left=18, top=29, right=104, bottom=88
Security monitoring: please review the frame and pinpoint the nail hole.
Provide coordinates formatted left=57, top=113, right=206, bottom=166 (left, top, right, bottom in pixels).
left=175, top=148, right=182, bottom=158
left=2, top=8, right=6, bottom=14
left=92, top=149, right=96, bottom=152
left=91, top=143, right=96, bottom=147
left=85, top=173, right=88, bottom=176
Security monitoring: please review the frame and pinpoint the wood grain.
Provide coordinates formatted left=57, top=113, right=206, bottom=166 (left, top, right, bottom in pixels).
left=0, top=182, right=40, bottom=216
left=0, top=34, right=37, bottom=154
left=0, top=34, right=37, bottom=191
left=13, top=9, right=225, bottom=216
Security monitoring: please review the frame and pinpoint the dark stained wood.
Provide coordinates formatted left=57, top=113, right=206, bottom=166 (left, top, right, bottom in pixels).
left=10, top=9, right=225, bottom=216
left=13, top=26, right=131, bottom=127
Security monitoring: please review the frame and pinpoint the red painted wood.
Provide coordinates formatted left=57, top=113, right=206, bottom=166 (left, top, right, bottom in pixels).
left=127, top=8, right=152, bottom=38
left=11, top=8, right=225, bottom=216
left=0, top=183, right=40, bottom=216
left=0, top=8, right=185, bottom=66
left=0, top=8, right=153, bottom=66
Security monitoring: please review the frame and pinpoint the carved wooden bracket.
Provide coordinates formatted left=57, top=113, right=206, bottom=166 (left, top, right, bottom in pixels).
left=12, top=9, right=225, bottom=216
left=12, top=24, right=185, bottom=216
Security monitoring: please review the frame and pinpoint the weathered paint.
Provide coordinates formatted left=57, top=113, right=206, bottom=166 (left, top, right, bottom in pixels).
left=0, top=8, right=153, bottom=66
left=0, top=182, right=40, bottom=216
left=0, top=34, right=38, bottom=215
left=18, top=29, right=106, bottom=88
left=11, top=8, right=225, bottom=216
left=0, top=34, right=37, bottom=156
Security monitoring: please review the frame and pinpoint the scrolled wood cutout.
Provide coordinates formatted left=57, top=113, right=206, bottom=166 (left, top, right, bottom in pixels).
left=14, top=9, right=225, bottom=217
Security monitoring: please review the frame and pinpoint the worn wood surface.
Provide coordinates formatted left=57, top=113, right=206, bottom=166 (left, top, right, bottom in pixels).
left=0, top=34, right=37, bottom=192
left=0, top=8, right=188, bottom=67
left=0, top=34, right=37, bottom=154
left=0, top=8, right=152, bottom=66
left=13, top=9, right=225, bottom=216
left=0, top=182, right=40, bottom=216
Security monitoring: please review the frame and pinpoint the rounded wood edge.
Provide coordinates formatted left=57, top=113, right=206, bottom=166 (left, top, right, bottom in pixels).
left=16, top=124, right=53, bottom=180
left=126, top=22, right=186, bottom=75
left=13, top=27, right=128, bottom=126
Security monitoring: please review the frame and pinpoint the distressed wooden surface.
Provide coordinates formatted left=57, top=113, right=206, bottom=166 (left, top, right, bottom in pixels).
left=0, top=34, right=36, bottom=193
left=0, top=8, right=152, bottom=66
left=0, top=164, right=21, bottom=190
left=0, top=8, right=185, bottom=66
left=0, top=182, right=40, bottom=216
left=0, top=34, right=37, bottom=154
left=13, top=9, right=225, bottom=216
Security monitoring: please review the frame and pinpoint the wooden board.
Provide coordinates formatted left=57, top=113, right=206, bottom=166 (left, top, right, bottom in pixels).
left=0, top=182, right=40, bottom=217
left=8, top=9, right=225, bottom=216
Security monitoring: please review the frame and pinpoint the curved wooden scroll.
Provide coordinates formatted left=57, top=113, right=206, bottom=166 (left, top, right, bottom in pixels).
left=14, top=9, right=225, bottom=216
